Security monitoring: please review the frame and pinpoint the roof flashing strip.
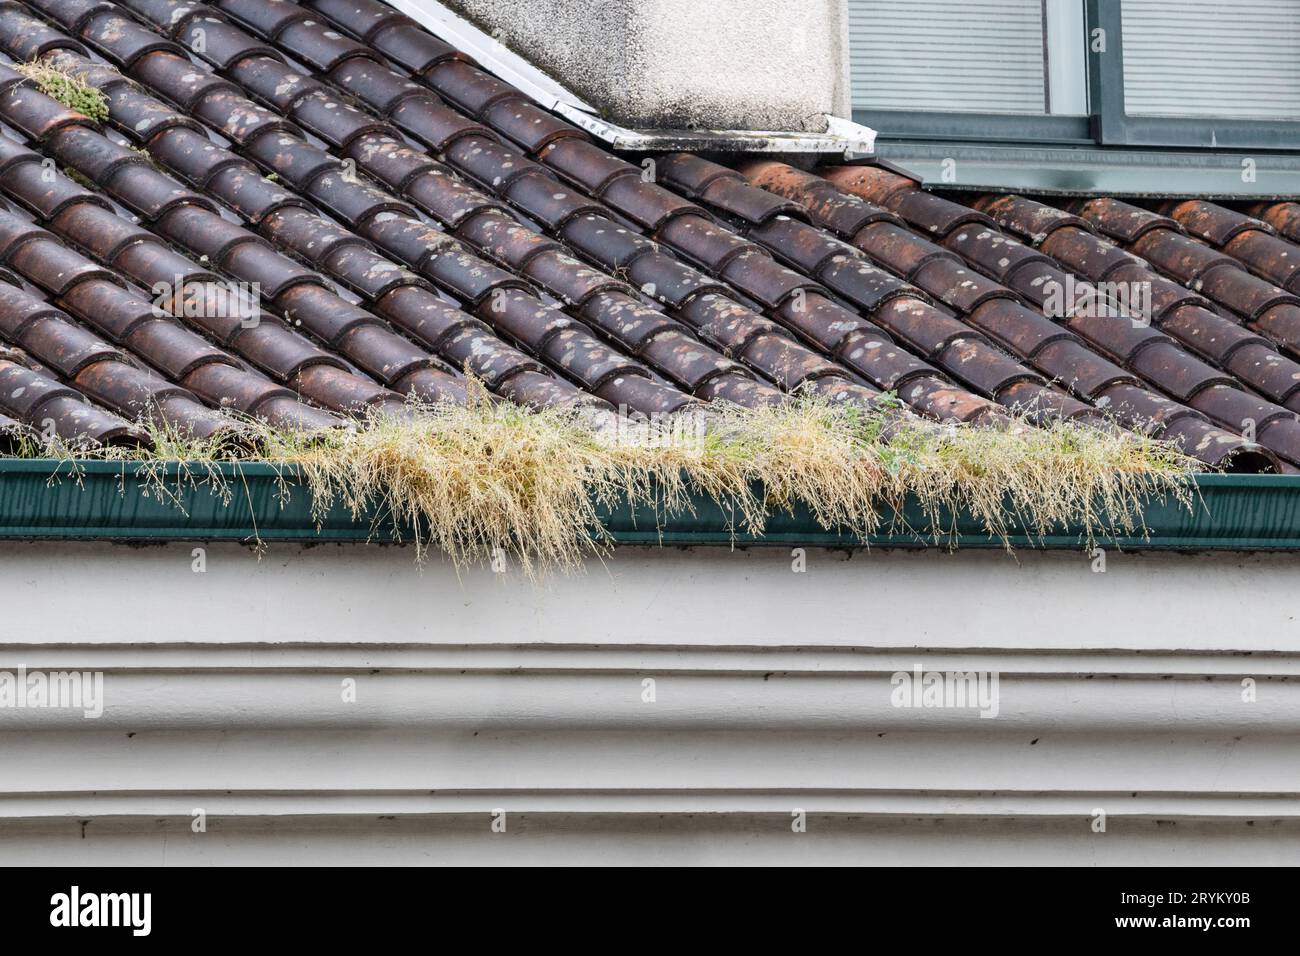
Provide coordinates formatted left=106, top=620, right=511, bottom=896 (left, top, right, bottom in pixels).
left=383, top=0, right=877, bottom=158
left=872, top=143, right=1300, bottom=200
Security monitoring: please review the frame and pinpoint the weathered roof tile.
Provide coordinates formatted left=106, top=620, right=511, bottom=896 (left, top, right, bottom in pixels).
left=0, top=0, right=1285, bottom=470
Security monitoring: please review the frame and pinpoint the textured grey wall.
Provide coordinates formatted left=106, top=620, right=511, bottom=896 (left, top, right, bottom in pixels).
left=440, top=0, right=850, bottom=130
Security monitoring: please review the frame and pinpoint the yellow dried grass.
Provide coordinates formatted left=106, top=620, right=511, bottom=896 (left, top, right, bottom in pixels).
left=26, top=383, right=1198, bottom=576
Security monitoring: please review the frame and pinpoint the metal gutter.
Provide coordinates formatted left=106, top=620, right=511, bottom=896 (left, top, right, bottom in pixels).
left=1, top=460, right=1299, bottom=550
left=385, top=0, right=876, bottom=158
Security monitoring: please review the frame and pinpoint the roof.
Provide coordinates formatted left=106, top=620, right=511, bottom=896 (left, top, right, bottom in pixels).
left=0, top=0, right=1290, bottom=474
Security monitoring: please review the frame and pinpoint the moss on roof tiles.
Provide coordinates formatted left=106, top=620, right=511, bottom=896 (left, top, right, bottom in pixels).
left=14, top=61, right=108, bottom=123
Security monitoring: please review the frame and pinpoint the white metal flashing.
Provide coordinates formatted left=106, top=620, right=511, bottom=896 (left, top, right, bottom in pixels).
left=383, top=0, right=877, bottom=157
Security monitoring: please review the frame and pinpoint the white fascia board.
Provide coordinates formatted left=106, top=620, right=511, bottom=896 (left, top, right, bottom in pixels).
left=383, top=0, right=877, bottom=158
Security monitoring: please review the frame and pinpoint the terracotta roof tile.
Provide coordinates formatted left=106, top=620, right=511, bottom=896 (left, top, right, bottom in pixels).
left=0, top=0, right=1286, bottom=470
left=1249, top=200, right=1300, bottom=244
left=743, top=160, right=1292, bottom=468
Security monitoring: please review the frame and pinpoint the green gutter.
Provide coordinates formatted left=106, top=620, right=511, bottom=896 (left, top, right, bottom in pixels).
left=0, top=460, right=1298, bottom=550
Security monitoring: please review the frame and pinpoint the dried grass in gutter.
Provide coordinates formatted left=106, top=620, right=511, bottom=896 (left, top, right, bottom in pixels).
left=28, top=387, right=1198, bottom=576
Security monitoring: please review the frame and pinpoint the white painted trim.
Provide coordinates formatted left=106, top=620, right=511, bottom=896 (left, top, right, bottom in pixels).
left=384, top=0, right=877, bottom=156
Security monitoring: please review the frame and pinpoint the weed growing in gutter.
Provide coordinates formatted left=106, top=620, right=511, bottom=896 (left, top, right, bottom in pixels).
left=14, top=62, right=108, bottom=123
left=19, top=388, right=1198, bottom=575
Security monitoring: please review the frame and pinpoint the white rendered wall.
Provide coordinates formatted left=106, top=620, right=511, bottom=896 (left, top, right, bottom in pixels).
left=0, top=541, right=1297, bottom=864
left=435, top=0, right=851, bottom=130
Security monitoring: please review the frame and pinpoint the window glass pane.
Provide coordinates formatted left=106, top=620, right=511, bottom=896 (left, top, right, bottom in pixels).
left=849, top=0, right=1047, bottom=113
left=1122, top=0, right=1300, bottom=119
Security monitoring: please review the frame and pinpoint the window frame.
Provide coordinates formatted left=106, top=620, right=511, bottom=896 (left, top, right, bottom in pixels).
left=1087, top=0, right=1300, bottom=149
left=850, top=0, right=1300, bottom=151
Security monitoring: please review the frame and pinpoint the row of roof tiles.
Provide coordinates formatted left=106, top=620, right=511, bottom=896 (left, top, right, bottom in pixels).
left=746, top=163, right=1300, bottom=470
left=0, top=0, right=1285, bottom=472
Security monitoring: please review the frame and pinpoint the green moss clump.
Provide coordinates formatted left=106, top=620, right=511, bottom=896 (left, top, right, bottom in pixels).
left=15, top=62, right=109, bottom=124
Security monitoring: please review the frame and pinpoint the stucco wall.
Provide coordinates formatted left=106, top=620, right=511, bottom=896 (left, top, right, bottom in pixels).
left=438, top=0, right=850, bottom=130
